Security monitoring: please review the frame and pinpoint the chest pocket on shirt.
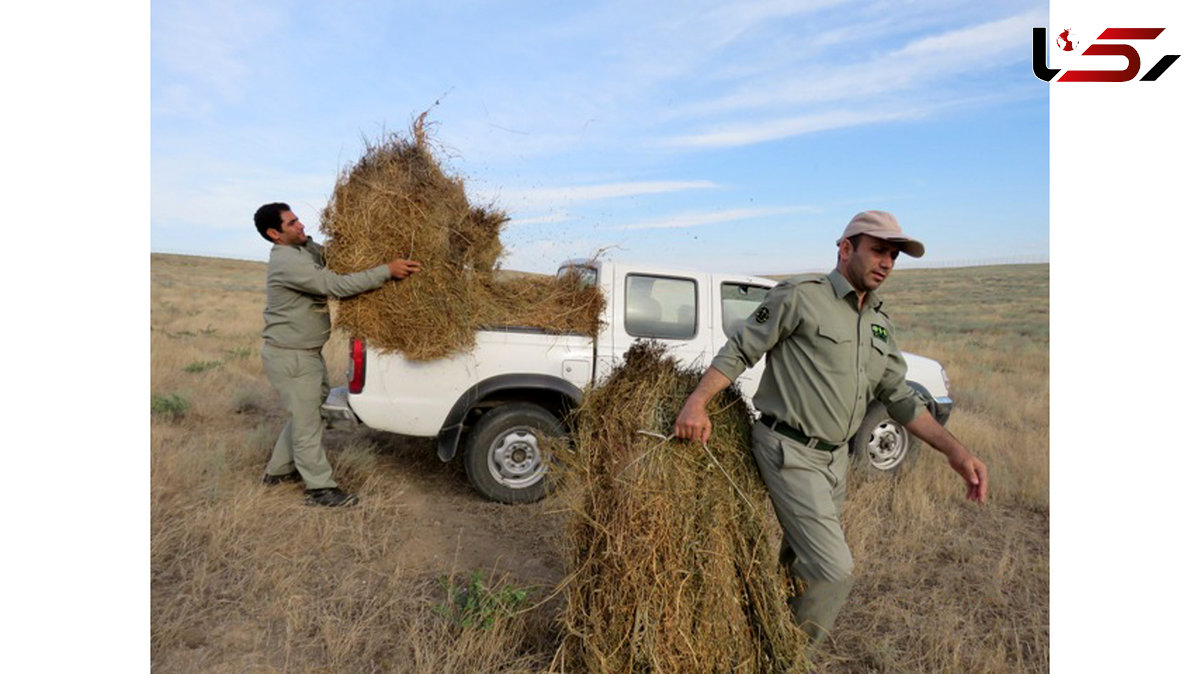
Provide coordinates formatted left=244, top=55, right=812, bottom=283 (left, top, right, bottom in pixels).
left=867, top=336, right=889, bottom=381
left=814, top=323, right=854, bottom=374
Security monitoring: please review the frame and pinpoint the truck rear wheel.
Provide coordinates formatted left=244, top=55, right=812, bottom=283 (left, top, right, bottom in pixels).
left=851, top=402, right=921, bottom=476
left=463, top=403, right=564, bottom=504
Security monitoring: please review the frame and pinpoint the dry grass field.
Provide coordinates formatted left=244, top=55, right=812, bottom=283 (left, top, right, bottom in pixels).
left=150, top=254, right=1048, bottom=673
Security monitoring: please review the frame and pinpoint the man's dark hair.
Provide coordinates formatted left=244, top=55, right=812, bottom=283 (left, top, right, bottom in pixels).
left=254, top=202, right=291, bottom=242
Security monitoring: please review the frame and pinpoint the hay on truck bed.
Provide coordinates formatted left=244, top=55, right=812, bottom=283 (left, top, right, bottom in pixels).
left=319, top=115, right=605, bottom=361
left=555, top=341, right=806, bottom=673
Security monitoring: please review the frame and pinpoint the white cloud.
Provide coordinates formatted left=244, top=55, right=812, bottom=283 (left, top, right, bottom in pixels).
left=611, top=206, right=814, bottom=230
left=895, top=9, right=1040, bottom=58
left=506, top=213, right=577, bottom=227
left=499, top=235, right=618, bottom=274
left=672, top=8, right=1040, bottom=120
left=665, top=108, right=916, bottom=148
left=499, top=180, right=718, bottom=211
left=152, top=0, right=282, bottom=111
left=694, top=0, right=855, bottom=53
left=654, top=7, right=1042, bottom=148
left=152, top=158, right=336, bottom=234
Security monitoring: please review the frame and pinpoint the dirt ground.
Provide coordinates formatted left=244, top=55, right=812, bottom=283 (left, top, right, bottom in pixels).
left=323, top=427, right=568, bottom=587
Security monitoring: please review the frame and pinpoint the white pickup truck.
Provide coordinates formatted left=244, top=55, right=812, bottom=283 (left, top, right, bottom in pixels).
left=322, top=259, right=954, bottom=503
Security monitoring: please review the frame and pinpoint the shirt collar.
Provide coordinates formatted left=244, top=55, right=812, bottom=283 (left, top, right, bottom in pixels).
left=826, top=269, right=883, bottom=312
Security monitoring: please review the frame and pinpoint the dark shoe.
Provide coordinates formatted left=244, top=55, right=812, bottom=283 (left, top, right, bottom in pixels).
left=305, top=487, right=360, bottom=507
left=262, top=470, right=303, bottom=485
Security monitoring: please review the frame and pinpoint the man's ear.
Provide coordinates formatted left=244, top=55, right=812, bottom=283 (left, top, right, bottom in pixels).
left=836, top=238, right=852, bottom=262
left=266, top=228, right=282, bottom=243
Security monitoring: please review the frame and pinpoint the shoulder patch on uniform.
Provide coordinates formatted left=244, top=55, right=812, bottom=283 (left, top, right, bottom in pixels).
left=871, top=324, right=889, bottom=342
left=789, top=272, right=826, bottom=285
left=754, top=306, right=770, bottom=324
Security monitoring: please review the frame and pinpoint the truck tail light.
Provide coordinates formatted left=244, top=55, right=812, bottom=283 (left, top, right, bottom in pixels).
left=349, top=339, right=366, bottom=394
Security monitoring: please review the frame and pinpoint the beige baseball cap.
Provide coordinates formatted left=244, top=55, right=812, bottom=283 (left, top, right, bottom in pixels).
left=837, top=210, right=925, bottom=258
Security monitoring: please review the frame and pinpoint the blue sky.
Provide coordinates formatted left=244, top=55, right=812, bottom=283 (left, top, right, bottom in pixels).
left=152, top=0, right=1048, bottom=275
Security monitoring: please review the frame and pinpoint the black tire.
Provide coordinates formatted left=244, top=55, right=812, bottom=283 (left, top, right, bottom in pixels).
left=462, top=403, right=565, bottom=504
left=851, top=402, right=921, bottom=476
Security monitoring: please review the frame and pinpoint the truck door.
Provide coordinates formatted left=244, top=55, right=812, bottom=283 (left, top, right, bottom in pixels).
left=710, top=276, right=774, bottom=400
left=606, top=269, right=712, bottom=380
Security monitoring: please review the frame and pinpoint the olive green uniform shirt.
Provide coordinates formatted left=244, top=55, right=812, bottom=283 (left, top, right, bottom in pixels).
left=711, top=270, right=922, bottom=445
left=262, top=238, right=391, bottom=349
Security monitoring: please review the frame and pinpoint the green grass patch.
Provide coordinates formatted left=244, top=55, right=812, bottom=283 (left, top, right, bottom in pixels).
left=184, top=360, right=223, bottom=373
left=434, top=571, right=531, bottom=630
left=151, top=393, right=189, bottom=420
left=222, top=346, right=253, bottom=359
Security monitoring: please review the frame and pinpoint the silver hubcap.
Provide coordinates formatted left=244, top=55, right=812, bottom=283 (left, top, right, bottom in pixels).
left=866, top=418, right=909, bottom=471
left=487, top=426, right=545, bottom=489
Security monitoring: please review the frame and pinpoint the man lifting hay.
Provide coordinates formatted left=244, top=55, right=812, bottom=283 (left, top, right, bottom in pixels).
left=255, top=202, right=421, bottom=507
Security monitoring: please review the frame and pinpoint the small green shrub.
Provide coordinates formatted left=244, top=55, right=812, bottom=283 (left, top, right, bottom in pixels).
left=184, top=360, right=223, bottom=373
left=434, top=571, right=531, bottom=630
left=151, top=393, right=189, bottom=420
left=222, top=346, right=253, bottom=360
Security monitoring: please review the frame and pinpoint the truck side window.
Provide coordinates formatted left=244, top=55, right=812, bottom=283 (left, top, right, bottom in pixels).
left=720, top=283, right=770, bottom=338
left=625, top=274, right=697, bottom=340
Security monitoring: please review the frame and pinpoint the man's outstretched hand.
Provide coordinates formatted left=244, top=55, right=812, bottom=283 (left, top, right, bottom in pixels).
left=947, top=447, right=988, bottom=502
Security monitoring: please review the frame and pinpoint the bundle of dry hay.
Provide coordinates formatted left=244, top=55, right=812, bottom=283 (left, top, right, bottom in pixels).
left=555, top=341, right=806, bottom=673
left=319, top=115, right=604, bottom=361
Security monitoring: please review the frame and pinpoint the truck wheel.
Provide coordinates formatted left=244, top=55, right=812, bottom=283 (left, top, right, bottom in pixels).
left=463, top=403, right=564, bottom=504
left=851, top=402, right=921, bottom=476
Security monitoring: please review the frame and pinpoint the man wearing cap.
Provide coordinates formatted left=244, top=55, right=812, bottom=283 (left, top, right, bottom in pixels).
left=673, top=210, right=987, bottom=645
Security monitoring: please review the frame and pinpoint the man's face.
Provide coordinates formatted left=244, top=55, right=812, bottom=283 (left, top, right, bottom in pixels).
left=840, top=235, right=901, bottom=292
left=268, top=211, right=307, bottom=246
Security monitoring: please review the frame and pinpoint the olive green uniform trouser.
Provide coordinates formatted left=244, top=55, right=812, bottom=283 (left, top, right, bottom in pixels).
left=750, top=421, right=854, bottom=645
left=262, top=344, right=338, bottom=490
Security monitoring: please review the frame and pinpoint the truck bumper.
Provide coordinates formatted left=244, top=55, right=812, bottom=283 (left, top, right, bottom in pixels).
left=321, top=386, right=361, bottom=430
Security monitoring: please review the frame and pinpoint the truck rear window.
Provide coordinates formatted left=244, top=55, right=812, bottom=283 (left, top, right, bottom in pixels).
left=556, top=264, right=597, bottom=288
left=625, top=274, right=697, bottom=340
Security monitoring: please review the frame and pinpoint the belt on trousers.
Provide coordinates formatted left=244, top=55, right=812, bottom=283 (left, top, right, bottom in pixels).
left=264, top=341, right=323, bottom=353
left=759, top=415, right=840, bottom=451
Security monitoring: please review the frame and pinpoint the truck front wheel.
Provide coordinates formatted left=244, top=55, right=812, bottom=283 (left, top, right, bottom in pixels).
left=851, top=402, right=921, bottom=476
left=463, top=403, right=564, bottom=504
